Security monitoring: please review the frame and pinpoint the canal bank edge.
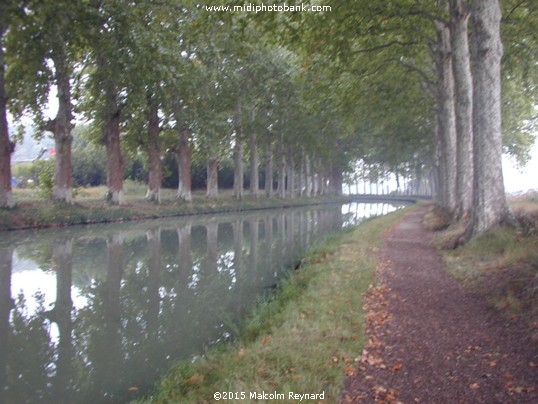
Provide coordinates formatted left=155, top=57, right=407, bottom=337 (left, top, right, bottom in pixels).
left=0, top=194, right=419, bottom=232
left=142, top=205, right=416, bottom=403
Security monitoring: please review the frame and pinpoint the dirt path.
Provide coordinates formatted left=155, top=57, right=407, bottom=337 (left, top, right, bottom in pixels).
left=342, top=204, right=538, bottom=403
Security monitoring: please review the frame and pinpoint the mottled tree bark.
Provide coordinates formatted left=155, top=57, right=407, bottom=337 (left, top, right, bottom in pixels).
left=45, top=48, right=74, bottom=204
left=176, top=129, right=192, bottom=202
left=450, top=0, right=474, bottom=219
left=233, top=98, right=244, bottom=199
left=287, top=152, right=295, bottom=198
left=264, top=142, right=274, bottom=198
left=233, top=138, right=244, bottom=199
left=206, top=156, right=219, bottom=200
left=97, top=51, right=125, bottom=205
left=435, top=20, right=457, bottom=213
left=332, top=165, right=344, bottom=196
left=145, top=97, right=162, bottom=203
left=278, top=137, right=286, bottom=199
left=104, top=109, right=125, bottom=205
left=249, top=109, right=259, bottom=198
left=304, top=153, right=312, bottom=197
left=0, top=29, right=14, bottom=208
left=469, top=0, right=510, bottom=236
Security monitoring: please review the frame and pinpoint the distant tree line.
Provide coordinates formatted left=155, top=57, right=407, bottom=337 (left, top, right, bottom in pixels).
left=1, top=0, right=536, bottom=238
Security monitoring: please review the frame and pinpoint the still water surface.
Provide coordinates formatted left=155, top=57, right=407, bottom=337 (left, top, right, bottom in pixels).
left=0, top=201, right=404, bottom=403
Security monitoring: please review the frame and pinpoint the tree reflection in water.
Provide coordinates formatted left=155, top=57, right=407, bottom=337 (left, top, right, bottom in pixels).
left=0, top=202, right=403, bottom=403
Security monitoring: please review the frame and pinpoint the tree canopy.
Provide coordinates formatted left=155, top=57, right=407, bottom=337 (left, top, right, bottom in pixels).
left=2, top=0, right=536, bottom=235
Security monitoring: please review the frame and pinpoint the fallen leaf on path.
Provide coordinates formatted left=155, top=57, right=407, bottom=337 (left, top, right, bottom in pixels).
left=505, top=380, right=515, bottom=389
left=391, top=363, right=403, bottom=372
left=507, top=386, right=526, bottom=394
left=469, top=383, right=480, bottom=390
left=365, top=336, right=382, bottom=349
left=373, top=386, right=400, bottom=402
left=361, top=354, right=384, bottom=366
left=344, top=364, right=356, bottom=376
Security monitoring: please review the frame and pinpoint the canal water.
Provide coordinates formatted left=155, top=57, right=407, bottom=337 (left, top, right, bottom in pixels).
left=0, top=201, right=404, bottom=403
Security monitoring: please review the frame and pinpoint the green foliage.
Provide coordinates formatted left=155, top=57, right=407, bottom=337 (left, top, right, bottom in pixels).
left=3, top=0, right=536, bottom=207
left=36, top=159, right=55, bottom=199
left=72, top=128, right=106, bottom=187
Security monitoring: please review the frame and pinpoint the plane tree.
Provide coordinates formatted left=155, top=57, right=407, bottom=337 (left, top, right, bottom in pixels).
left=281, top=0, right=536, bottom=237
left=120, top=0, right=187, bottom=203
left=78, top=0, right=140, bottom=205
left=0, top=0, right=15, bottom=207
left=5, top=0, right=87, bottom=204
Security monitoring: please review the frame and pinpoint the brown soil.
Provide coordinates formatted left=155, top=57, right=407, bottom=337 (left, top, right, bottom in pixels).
left=342, top=204, right=538, bottom=403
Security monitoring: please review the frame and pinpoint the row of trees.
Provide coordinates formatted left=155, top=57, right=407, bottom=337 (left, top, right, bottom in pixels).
left=0, top=0, right=352, bottom=208
left=285, top=0, right=537, bottom=237
left=1, top=0, right=536, bottom=237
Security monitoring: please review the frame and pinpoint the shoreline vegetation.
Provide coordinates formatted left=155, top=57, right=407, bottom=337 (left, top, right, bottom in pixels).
left=0, top=184, right=419, bottom=231
left=2, top=186, right=536, bottom=402
left=140, top=204, right=414, bottom=403
left=141, top=195, right=537, bottom=403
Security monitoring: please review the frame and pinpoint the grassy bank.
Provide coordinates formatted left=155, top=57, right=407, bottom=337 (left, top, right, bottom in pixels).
left=0, top=183, right=417, bottom=231
left=141, top=207, right=412, bottom=403
left=425, top=195, right=538, bottom=340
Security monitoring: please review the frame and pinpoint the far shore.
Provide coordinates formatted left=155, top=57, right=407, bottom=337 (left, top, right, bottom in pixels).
left=0, top=186, right=420, bottom=232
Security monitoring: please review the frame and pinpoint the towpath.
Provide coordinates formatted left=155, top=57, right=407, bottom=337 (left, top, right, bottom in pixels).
left=342, top=204, right=537, bottom=403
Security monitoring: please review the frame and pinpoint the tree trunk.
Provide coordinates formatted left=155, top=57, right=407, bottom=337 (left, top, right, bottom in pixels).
left=0, top=29, right=14, bottom=208
left=450, top=0, right=474, bottom=219
left=104, top=108, right=125, bottom=205
left=176, top=129, right=192, bottom=202
left=435, top=20, right=458, bottom=213
left=469, top=0, right=510, bottom=236
left=278, top=137, right=286, bottom=199
left=333, top=167, right=343, bottom=196
left=264, top=142, right=273, bottom=197
left=233, top=138, right=244, bottom=199
left=233, top=97, right=244, bottom=199
left=97, top=50, right=125, bottom=205
left=249, top=109, right=259, bottom=198
left=206, top=156, right=219, bottom=200
left=288, top=152, right=295, bottom=198
left=145, top=97, right=162, bottom=203
left=46, top=54, right=74, bottom=204
left=305, top=153, right=312, bottom=197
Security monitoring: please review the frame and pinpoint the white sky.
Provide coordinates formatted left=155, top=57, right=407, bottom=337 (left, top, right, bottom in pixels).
left=502, top=141, right=538, bottom=193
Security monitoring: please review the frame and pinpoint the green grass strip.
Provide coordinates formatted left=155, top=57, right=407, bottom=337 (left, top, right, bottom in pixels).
left=143, top=207, right=412, bottom=403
